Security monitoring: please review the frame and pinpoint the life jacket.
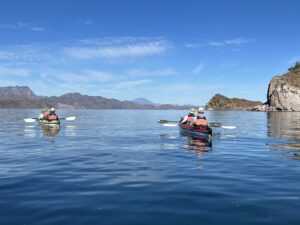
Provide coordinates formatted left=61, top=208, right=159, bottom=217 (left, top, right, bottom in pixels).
left=195, top=118, right=208, bottom=126
left=48, top=113, right=58, bottom=121
left=186, top=116, right=194, bottom=123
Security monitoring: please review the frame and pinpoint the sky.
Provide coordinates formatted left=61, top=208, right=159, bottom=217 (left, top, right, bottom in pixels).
left=0, top=0, right=300, bottom=104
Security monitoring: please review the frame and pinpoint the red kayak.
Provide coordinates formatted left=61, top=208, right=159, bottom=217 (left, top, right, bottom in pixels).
left=179, top=124, right=212, bottom=141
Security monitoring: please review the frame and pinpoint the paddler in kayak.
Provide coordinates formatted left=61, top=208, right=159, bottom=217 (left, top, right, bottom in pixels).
left=38, top=108, right=49, bottom=120
left=181, top=108, right=196, bottom=125
left=192, top=107, right=208, bottom=127
left=47, top=107, right=60, bottom=123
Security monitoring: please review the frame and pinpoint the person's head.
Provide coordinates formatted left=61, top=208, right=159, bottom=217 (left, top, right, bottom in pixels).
left=41, top=108, right=47, bottom=113
left=188, top=108, right=196, bottom=116
left=198, top=107, right=205, bottom=114
left=50, top=107, right=56, bottom=113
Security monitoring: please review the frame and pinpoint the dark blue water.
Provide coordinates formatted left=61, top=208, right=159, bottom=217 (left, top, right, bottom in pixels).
left=1, top=109, right=300, bottom=225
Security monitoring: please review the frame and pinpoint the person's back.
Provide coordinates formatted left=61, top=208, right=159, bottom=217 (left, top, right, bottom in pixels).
left=39, top=109, right=48, bottom=120
left=193, top=107, right=208, bottom=127
left=181, top=108, right=196, bottom=125
left=194, top=116, right=208, bottom=126
left=47, top=107, right=59, bottom=121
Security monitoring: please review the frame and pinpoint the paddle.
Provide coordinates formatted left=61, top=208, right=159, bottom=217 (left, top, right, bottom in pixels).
left=24, top=116, right=76, bottom=123
left=157, top=119, right=236, bottom=129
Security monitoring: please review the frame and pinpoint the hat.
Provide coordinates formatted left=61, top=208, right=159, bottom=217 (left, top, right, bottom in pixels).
left=189, top=108, right=196, bottom=115
left=50, top=107, right=56, bottom=112
left=41, top=108, right=47, bottom=113
left=198, top=107, right=205, bottom=113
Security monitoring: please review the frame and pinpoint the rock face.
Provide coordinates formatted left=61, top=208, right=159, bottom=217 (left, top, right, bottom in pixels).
left=266, top=64, right=300, bottom=111
left=206, top=94, right=263, bottom=110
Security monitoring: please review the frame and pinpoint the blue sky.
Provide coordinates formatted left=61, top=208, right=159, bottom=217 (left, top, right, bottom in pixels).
left=0, top=0, right=299, bottom=104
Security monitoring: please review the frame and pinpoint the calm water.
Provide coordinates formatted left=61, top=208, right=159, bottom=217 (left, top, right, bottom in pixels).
left=1, top=109, right=300, bottom=225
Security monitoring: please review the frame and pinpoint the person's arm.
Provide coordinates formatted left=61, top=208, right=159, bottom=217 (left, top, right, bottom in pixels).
left=38, top=114, right=43, bottom=119
left=181, top=116, right=188, bottom=124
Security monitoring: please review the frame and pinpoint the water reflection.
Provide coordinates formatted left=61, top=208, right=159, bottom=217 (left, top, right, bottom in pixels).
left=268, top=112, right=300, bottom=152
left=182, top=135, right=212, bottom=153
left=65, top=125, right=77, bottom=136
left=39, top=125, right=60, bottom=137
left=24, top=126, right=37, bottom=137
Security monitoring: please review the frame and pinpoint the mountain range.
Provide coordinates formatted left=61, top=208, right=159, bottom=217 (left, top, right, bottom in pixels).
left=0, top=86, right=196, bottom=109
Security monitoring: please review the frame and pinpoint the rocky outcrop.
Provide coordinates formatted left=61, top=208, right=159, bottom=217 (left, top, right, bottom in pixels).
left=267, top=65, right=300, bottom=111
left=253, top=62, right=300, bottom=111
left=206, top=94, right=263, bottom=110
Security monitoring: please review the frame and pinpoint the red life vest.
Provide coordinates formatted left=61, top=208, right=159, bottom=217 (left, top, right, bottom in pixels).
left=48, top=114, right=58, bottom=121
left=186, top=116, right=194, bottom=122
left=195, top=118, right=208, bottom=126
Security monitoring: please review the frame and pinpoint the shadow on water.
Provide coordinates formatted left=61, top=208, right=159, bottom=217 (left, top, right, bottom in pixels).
left=268, top=112, right=300, bottom=159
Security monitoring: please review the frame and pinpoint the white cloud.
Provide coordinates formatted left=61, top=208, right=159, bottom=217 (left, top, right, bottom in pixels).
left=114, top=79, right=153, bottom=90
left=0, top=67, right=30, bottom=76
left=127, top=68, right=175, bottom=77
left=209, top=41, right=224, bottom=46
left=84, top=20, right=94, bottom=26
left=0, top=22, right=46, bottom=32
left=224, top=38, right=254, bottom=45
left=48, top=70, right=114, bottom=83
left=193, top=64, right=204, bottom=74
left=0, top=51, right=16, bottom=60
left=185, top=37, right=254, bottom=48
left=209, top=38, right=254, bottom=47
left=64, top=42, right=167, bottom=60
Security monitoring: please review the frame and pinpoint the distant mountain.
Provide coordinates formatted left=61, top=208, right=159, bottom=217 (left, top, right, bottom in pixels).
left=0, top=86, right=195, bottom=109
left=206, top=94, right=262, bottom=110
left=0, top=86, right=37, bottom=100
left=132, top=98, right=155, bottom=105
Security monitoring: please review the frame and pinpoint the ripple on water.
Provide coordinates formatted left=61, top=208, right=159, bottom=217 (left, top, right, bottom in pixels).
left=0, top=110, right=300, bottom=225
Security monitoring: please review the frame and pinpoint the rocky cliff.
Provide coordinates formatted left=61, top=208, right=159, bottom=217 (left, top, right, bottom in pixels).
left=206, top=94, right=263, bottom=110
left=253, top=62, right=300, bottom=111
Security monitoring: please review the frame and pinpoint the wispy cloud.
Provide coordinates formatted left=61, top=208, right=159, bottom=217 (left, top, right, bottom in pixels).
left=84, top=20, right=94, bottom=26
left=193, top=63, right=204, bottom=74
left=185, top=37, right=255, bottom=48
left=38, top=69, right=115, bottom=84
left=64, top=42, right=167, bottom=60
left=114, top=79, right=153, bottom=90
left=0, top=22, right=45, bottom=32
left=127, top=68, right=175, bottom=78
left=0, top=67, right=30, bottom=76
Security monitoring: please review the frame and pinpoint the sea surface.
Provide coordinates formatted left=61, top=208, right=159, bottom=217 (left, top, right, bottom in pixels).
left=0, top=109, right=300, bottom=225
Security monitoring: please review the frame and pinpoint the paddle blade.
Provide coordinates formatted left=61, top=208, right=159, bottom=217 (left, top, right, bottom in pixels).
left=162, top=123, right=178, bottom=127
left=220, top=125, right=236, bottom=129
left=65, top=116, right=76, bottom=121
left=24, top=118, right=36, bottom=123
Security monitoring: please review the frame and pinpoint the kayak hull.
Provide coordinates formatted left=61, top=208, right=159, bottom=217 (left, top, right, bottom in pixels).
left=38, top=120, right=60, bottom=129
left=179, top=124, right=212, bottom=140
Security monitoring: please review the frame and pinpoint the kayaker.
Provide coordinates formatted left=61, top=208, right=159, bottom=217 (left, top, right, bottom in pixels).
left=181, top=108, right=196, bottom=125
left=47, top=107, right=59, bottom=122
left=193, top=107, right=208, bottom=127
left=38, top=108, right=48, bottom=120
